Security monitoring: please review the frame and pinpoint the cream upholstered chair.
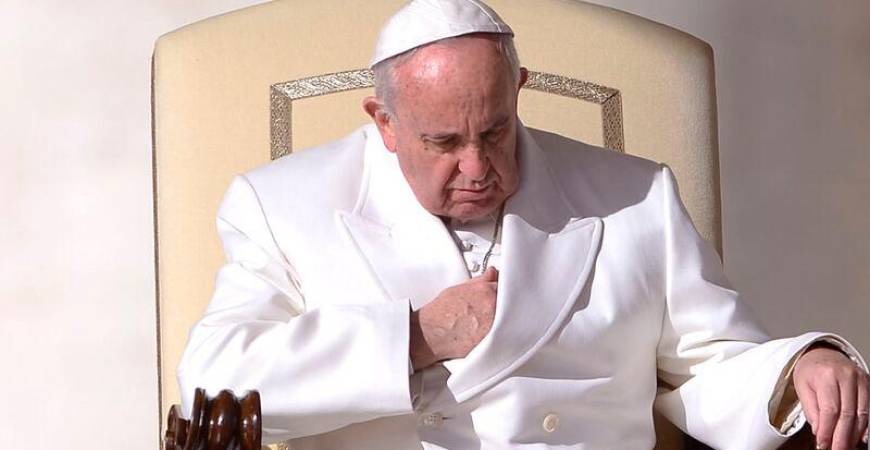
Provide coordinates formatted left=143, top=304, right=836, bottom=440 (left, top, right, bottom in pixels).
left=152, top=1, right=723, bottom=448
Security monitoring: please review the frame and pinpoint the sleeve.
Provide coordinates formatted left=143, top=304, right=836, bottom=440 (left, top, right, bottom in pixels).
left=176, top=175, right=414, bottom=443
left=650, top=165, right=867, bottom=450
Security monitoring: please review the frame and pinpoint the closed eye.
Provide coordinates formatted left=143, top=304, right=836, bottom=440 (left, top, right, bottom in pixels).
left=481, top=117, right=510, bottom=142
left=424, top=135, right=459, bottom=151
left=483, top=126, right=506, bottom=143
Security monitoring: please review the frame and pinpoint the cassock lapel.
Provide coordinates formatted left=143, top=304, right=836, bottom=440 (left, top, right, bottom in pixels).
left=336, top=124, right=603, bottom=404
left=336, top=125, right=470, bottom=307
left=443, top=124, right=603, bottom=402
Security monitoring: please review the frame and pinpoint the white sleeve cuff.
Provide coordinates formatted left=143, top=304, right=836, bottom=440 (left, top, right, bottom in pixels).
left=770, top=334, right=869, bottom=436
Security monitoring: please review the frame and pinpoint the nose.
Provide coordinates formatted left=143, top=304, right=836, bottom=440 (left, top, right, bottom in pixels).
left=457, top=144, right=490, bottom=182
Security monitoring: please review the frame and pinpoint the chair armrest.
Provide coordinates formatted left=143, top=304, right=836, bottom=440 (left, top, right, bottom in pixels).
left=163, top=388, right=867, bottom=449
left=164, top=388, right=262, bottom=450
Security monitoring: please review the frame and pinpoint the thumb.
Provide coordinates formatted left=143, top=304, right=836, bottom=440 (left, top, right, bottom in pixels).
left=476, top=266, right=498, bottom=282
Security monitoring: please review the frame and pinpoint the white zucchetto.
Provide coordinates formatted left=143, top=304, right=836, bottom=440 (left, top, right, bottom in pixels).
left=370, top=0, right=514, bottom=68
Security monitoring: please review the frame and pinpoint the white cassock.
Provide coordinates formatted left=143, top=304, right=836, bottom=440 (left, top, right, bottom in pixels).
left=177, top=122, right=865, bottom=449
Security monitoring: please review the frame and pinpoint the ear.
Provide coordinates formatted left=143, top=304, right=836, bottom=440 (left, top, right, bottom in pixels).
left=517, top=67, right=529, bottom=90
left=362, top=96, right=398, bottom=153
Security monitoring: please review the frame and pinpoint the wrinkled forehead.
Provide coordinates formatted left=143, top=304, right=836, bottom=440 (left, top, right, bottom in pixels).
left=392, top=49, right=518, bottom=128
left=395, top=35, right=510, bottom=86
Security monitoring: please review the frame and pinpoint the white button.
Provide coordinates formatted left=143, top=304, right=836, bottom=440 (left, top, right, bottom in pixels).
left=469, top=261, right=481, bottom=273
left=461, top=240, right=473, bottom=251
left=542, top=413, right=559, bottom=433
left=419, top=412, right=444, bottom=427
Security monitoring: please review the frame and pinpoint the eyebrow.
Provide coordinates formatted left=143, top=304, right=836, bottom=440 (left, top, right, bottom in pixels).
left=420, top=132, right=457, bottom=141
left=486, top=116, right=510, bottom=131
left=419, top=116, right=510, bottom=141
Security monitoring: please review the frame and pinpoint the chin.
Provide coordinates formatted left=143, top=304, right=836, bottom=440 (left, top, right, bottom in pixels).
left=443, top=198, right=501, bottom=222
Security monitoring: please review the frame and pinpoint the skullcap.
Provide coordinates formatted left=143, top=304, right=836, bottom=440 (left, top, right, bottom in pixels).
left=370, top=0, right=514, bottom=68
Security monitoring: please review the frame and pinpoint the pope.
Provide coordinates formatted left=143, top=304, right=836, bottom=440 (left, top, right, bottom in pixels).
left=178, top=1, right=869, bottom=449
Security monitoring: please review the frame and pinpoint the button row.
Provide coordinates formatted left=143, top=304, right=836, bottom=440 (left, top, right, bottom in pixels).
left=418, top=412, right=443, bottom=427
left=460, top=240, right=473, bottom=252
left=469, top=261, right=481, bottom=273
left=417, top=412, right=560, bottom=432
left=542, top=412, right=559, bottom=433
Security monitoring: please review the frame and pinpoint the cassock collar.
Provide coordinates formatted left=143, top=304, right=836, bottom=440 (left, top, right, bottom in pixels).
left=339, top=122, right=602, bottom=403
left=353, top=121, right=577, bottom=229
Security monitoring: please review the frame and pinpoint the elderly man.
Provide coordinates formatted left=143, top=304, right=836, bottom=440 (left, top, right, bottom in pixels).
left=177, top=1, right=869, bottom=449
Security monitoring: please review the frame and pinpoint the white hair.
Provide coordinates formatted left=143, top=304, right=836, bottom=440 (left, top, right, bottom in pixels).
left=372, top=33, right=521, bottom=117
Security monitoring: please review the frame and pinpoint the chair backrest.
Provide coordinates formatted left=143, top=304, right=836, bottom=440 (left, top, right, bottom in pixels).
left=152, top=0, right=720, bottom=446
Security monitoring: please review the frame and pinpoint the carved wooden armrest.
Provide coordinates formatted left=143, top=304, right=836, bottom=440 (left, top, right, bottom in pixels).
left=163, top=388, right=862, bottom=450
left=165, top=388, right=262, bottom=450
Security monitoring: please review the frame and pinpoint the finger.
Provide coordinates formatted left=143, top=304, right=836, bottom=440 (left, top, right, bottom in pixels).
left=796, top=381, right=820, bottom=434
left=474, top=266, right=498, bottom=282
left=856, top=373, right=869, bottom=444
left=832, top=372, right=857, bottom=450
left=814, top=378, right=840, bottom=450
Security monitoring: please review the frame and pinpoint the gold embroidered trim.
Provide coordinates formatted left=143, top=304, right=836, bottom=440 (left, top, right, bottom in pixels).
left=270, top=69, right=624, bottom=158
left=523, top=71, right=624, bottom=151
left=271, top=70, right=375, bottom=159
left=269, top=86, right=293, bottom=160
left=524, top=71, right=616, bottom=103
left=601, top=92, right=624, bottom=151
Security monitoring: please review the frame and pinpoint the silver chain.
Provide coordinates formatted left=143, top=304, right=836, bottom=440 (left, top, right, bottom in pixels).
left=480, top=202, right=506, bottom=272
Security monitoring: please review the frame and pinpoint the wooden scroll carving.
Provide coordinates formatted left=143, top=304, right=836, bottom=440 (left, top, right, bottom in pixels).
left=165, top=388, right=262, bottom=450
left=161, top=386, right=855, bottom=449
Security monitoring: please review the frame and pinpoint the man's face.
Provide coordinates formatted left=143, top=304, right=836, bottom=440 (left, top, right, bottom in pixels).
left=365, top=35, right=526, bottom=222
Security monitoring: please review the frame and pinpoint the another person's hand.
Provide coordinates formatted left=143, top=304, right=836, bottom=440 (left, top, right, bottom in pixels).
left=410, top=267, right=498, bottom=370
left=793, top=345, right=870, bottom=450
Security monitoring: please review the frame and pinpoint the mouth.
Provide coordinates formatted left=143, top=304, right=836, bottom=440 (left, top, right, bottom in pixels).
left=450, top=184, right=496, bottom=202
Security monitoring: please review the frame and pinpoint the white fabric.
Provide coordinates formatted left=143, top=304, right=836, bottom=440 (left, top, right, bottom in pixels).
left=448, top=215, right=501, bottom=278
left=177, top=123, right=865, bottom=449
left=370, top=0, right=513, bottom=67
